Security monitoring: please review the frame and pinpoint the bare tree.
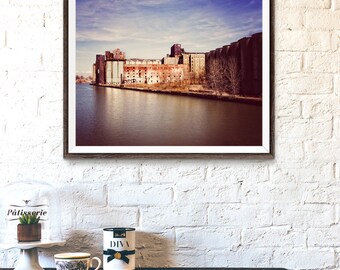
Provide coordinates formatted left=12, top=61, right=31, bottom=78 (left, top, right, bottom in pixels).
left=224, top=57, right=241, bottom=96
left=207, top=58, right=225, bottom=95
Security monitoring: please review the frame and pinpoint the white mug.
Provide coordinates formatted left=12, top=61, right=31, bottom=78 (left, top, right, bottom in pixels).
left=55, top=252, right=101, bottom=270
left=103, top=228, right=135, bottom=270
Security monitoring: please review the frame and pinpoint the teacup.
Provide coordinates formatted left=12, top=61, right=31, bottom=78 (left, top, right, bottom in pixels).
left=54, top=252, right=101, bottom=270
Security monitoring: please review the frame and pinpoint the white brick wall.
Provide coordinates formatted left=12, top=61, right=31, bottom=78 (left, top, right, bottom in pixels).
left=0, top=1, right=339, bottom=269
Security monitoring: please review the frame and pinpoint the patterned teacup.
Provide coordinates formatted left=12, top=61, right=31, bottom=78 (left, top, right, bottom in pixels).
left=54, top=252, right=101, bottom=270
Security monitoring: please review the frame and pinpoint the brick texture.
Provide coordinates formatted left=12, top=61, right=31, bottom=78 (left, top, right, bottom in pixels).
left=0, top=1, right=339, bottom=270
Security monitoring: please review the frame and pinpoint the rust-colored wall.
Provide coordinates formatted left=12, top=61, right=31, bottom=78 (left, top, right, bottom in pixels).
left=124, top=64, right=188, bottom=85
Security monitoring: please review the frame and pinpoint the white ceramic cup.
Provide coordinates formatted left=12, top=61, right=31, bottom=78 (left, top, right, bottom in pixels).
left=103, top=228, right=135, bottom=270
left=54, top=252, right=101, bottom=270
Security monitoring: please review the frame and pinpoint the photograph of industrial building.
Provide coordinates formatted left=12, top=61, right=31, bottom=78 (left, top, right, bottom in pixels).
left=72, top=0, right=269, bottom=153
left=92, top=34, right=262, bottom=97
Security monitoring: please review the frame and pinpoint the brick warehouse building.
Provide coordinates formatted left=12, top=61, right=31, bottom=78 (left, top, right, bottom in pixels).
left=163, top=44, right=205, bottom=82
left=93, top=49, right=125, bottom=85
left=92, top=45, right=205, bottom=86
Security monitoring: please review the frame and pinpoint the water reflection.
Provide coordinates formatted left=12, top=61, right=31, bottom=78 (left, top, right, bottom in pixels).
left=76, top=84, right=262, bottom=146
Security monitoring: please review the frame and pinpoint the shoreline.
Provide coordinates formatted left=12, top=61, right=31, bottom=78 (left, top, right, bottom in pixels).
left=89, top=83, right=262, bottom=106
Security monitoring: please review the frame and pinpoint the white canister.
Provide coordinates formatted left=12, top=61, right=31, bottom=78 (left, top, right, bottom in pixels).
left=103, top=228, right=135, bottom=270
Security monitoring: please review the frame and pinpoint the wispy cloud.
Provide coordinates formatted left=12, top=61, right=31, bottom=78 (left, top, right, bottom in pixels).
left=76, top=0, right=262, bottom=74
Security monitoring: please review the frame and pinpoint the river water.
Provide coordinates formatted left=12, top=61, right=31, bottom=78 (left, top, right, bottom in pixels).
left=76, top=84, right=262, bottom=146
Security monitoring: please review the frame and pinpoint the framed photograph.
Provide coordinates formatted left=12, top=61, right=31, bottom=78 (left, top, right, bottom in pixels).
left=64, top=0, right=273, bottom=158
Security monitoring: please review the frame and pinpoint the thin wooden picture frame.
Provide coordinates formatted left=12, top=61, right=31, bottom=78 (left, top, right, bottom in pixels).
left=63, top=0, right=274, bottom=158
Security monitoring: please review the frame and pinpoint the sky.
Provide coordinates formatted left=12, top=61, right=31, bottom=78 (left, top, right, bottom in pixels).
left=76, top=0, right=262, bottom=75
